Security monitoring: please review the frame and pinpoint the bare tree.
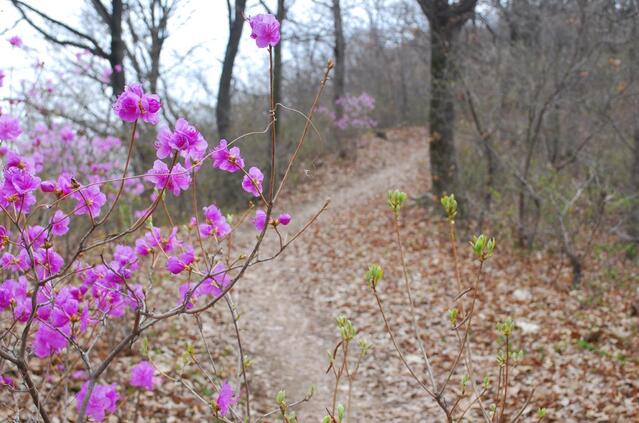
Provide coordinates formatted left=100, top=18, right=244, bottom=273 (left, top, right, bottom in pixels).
left=12, top=0, right=127, bottom=95
left=416, top=0, right=477, bottom=200
left=126, top=0, right=176, bottom=94
left=217, top=0, right=248, bottom=139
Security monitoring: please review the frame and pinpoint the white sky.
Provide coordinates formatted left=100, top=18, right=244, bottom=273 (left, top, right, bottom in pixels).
left=0, top=0, right=309, bottom=99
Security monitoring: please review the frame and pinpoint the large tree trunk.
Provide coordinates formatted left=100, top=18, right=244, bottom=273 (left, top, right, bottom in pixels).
left=429, top=26, right=459, bottom=198
left=109, top=0, right=126, bottom=95
left=216, top=0, right=247, bottom=139
left=332, top=0, right=348, bottom=158
left=631, top=128, right=639, bottom=243
left=417, top=0, right=477, bottom=200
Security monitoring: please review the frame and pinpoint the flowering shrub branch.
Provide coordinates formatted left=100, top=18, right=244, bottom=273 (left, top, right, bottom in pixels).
left=363, top=192, right=545, bottom=423
left=0, top=14, right=335, bottom=422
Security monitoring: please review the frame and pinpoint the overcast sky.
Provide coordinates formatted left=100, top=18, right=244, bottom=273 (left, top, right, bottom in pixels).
left=0, top=0, right=315, bottom=99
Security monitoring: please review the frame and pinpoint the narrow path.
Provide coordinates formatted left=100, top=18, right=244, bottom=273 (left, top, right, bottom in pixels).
left=237, top=128, right=430, bottom=420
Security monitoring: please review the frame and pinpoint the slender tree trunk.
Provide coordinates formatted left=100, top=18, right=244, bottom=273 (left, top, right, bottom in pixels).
left=109, top=0, right=125, bottom=95
left=332, top=0, right=348, bottom=158
left=273, top=0, right=286, bottom=137
left=217, top=0, right=247, bottom=139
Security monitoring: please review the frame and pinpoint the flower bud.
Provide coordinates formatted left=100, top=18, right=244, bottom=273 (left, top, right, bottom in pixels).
left=387, top=190, right=407, bottom=215
left=365, top=264, right=383, bottom=289
left=275, top=390, right=287, bottom=407
left=470, top=234, right=496, bottom=261
left=40, top=180, right=56, bottom=192
left=277, top=213, right=291, bottom=225
left=441, top=194, right=458, bottom=221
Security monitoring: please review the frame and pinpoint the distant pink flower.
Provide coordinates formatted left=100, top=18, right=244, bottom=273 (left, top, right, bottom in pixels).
left=211, top=139, right=244, bottom=173
left=242, top=166, right=263, bottom=197
left=8, top=36, right=22, bottom=48
left=100, top=66, right=112, bottom=84
left=130, top=361, right=155, bottom=391
left=249, top=14, right=280, bottom=48
left=277, top=213, right=291, bottom=225
left=113, top=83, right=161, bottom=124
left=0, top=70, right=5, bottom=87
left=216, top=381, right=237, bottom=416
left=75, top=382, right=119, bottom=422
left=0, top=115, right=22, bottom=140
left=254, top=209, right=267, bottom=231
left=145, top=160, right=191, bottom=196
left=50, top=210, right=70, bottom=236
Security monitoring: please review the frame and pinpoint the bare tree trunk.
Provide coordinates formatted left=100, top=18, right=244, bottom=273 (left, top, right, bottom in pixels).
left=429, top=27, right=458, bottom=198
left=629, top=3, right=639, bottom=244
left=217, top=0, right=247, bottom=139
left=632, top=127, right=639, bottom=243
left=332, top=0, right=349, bottom=158
left=273, top=0, right=286, bottom=137
left=417, top=0, right=477, bottom=200
left=109, top=0, right=126, bottom=95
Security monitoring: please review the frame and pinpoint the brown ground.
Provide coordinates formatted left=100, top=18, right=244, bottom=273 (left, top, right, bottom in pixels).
left=232, top=127, right=639, bottom=422
left=3, top=128, right=638, bottom=423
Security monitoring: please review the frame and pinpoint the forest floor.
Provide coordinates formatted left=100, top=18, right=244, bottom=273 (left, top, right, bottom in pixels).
left=228, top=127, right=639, bottom=422
left=99, top=127, right=638, bottom=422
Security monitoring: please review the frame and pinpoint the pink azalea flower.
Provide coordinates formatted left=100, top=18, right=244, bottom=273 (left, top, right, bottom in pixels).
left=200, top=204, right=231, bottom=238
left=26, top=225, right=47, bottom=248
left=211, top=139, right=244, bottom=173
left=249, top=14, right=280, bottom=48
left=8, top=36, right=22, bottom=48
left=73, top=185, right=107, bottom=217
left=113, top=83, right=161, bottom=124
left=168, top=118, right=208, bottom=160
left=75, top=382, right=119, bottom=422
left=166, top=246, right=195, bottom=274
left=146, top=160, right=191, bottom=196
left=0, top=225, right=9, bottom=249
left=0, top=115, right=22, bottom=140
left=130, top=361, right=155, bottom=391
left=277, top=213, right=291, bottom=225
left=5, top=168, right=41, bottom=195
left=199, top=263, right=232, bottom=298
left=32, top=323, right=70, bottom=358
left=254, top=209, right=267, bottom=231
left=216, top=381, right=237, bottom=416
left=50, top=210, right=70, bottom=236
left=33, top=247, right=64, bottom=279
left=40, top=180, right=56, bottom=192
left=242, top=166, right=264, bottom=197
left=154, top=127, right=173, bottom=159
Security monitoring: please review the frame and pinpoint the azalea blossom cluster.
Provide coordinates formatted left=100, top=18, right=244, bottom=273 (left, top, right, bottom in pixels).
left=0, top=13, right=303, bottom=423
left=318, top=92, right=378, bottom=131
